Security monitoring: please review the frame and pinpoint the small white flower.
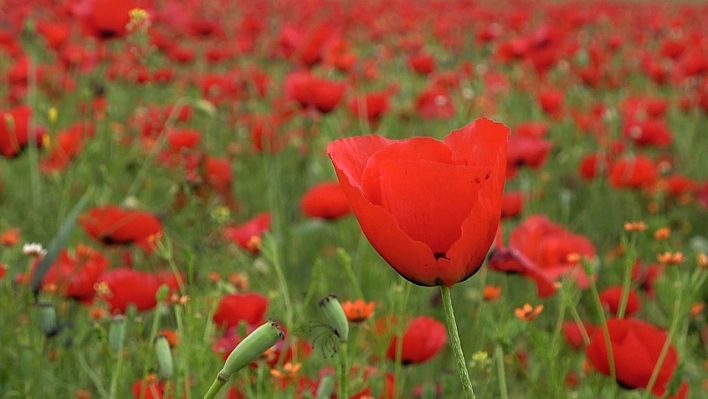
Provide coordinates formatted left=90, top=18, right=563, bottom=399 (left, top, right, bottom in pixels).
left=23, top=243, right=47, bottom=257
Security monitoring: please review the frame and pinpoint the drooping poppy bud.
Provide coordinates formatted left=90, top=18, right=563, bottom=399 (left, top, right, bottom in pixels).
left=319, top=294, right=349, bottom=342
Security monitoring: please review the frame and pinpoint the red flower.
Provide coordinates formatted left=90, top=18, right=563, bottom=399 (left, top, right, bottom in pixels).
left=80, top=206, right=162, bottom=252
left=223, top=212, right=271, bottom=253
left=562, top=320, right=596, bottom=350
left=415, top=85, right=455, bottom=119
left=32, top=247, right=109, bottom=300
left=327, top=118, right=509, bottom=287
left=97, top=268, right=179, bottom=314
left=300, top=182, right=351, bottom=220
left=501, top=191, right=524, bottom=219
left=609, top=155, right=658, bottom=190
left=586, top=318, right=688, bottom=399
left=408, top=53, right=436, bottom=75
left=40, top=124, right=87, bottom=174
left=348, top=91, right=390, bottom=123
left=506, top=133, right=552, bottom=178
left=77, top=0, right=136, bottom=40
left=285, top=72, right=346, bottom=114
left=491, top=214, right=596, bottom=294
left=386, top=316, right=447, bottom=365
left=1, top=106, right=44, bottom=158
left=599, top=286, right=642, bottom=317
left=212, top=293, right=269, bottom=330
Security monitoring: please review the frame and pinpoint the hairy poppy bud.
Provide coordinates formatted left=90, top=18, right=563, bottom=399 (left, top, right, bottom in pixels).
left=155, top=335, right=173, bottom=379
left=319, top=294, right=349, bottom=342
left=316, top=373, right=335, bottom=399
left=220, top=320, right=284, bottom=378
left=108, top=315, right=126, bottom=355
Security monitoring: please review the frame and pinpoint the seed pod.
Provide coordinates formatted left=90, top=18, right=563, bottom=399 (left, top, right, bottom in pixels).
left=319, top=294, right=349, bottom=342
left=37, top=302, right=60, bottom=337
left=316, top=373, right=335, bottom=399
left=155, top=336, right=173, bottom=379
left=220, top=320, right=284, bottom=378
left=108, top=315, right=126, bottom=356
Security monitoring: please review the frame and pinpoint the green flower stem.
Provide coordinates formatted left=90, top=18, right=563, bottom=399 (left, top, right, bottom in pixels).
left=617, top=233, right=636, bottom=319
left=339, top=341, right=349, bottom=399
left=582, top=259, right=617, bottom=397
left=496, top=346, right=508, bottom=399
left=439, top=285, right=476, bottom=399
left=392, top=282, right=412, bottom=398
left=203, top=374, right=229, bottom=399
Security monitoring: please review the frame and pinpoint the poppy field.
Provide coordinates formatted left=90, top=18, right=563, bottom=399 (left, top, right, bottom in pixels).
left=2, top=0, right=708, bottom=398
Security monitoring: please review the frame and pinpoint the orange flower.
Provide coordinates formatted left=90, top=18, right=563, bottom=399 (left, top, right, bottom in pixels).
left=1, top=228, right=19, bottom=246
left=157, top=329, right=180, bottom=347
left=76, top=389, right=92, bottom=399
left=270, top=362, right=301, bottom=381
left=623, top=221, right=647, bottom=232
left=483, top=285, right=502, bottom=301
left=341, top=299, right=375, bottom=323
left=691, top=302, right=705, bottom=318
left=653, top=227, right=670, bottom=241
left=657, top=251, right=684, bottom=265
left=515, top=304, right=543, bottom=321
left=698, top=252, right=707, bottom=269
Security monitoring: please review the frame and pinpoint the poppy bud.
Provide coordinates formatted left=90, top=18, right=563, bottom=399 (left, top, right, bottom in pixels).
left=316, top=373, right=335, bottom=399
left=319, top=294, right=349, bottom=342
left=37, top=302, right=60, bottom=337
left=155, top=336, right=173, bottom=379
left=108, top=315, right=126, bottom=355
left=155, top=284, right=170, bottom=302
left=220, top=320, right=284, bottom=378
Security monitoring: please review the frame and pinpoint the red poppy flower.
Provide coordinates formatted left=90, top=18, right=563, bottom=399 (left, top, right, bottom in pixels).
left=609, top=155, right=658, bottom=190
left=562, top=320, right=596, bottom=350
left=223, top=212, right=271, bottom=254
left=501, top=191, right=524, bottom=219
left=408, top=53, right=436, bottom=75
left=80, top=206, right=162, bottom=252
left=30, top=247, right=109, bottom=300
left=506, top=134, right=552, bottom=178
left=327, top=118, right=509, bottom=287
left=586, top=318, right=688, bottom=399
left=537, top=89, right=564, bottom=118
left=285, top=72, right=346, bottom=114
left=348, top=91, right=390, bottom=123
left=386, top=316, right=447, bottom=365
left=1, top=106, right=45, bottom=158
left=415, top=85, right=455, bottom=119
left=599, top=286, right=642, bottom=317
left=212, top=293, right=269, bottom=330
left=97, top=268, right=179, bottom=314
left=578, top=153, right=609, bottom=181
left=622, top=119, right=673, bottom=148
left=40, top=124, right=87, bottom=174
left=77, top=0, right=136, bottom=40
left=492, top=214, right=596, bottom=293
left=300, top=182, right=351, bottom=220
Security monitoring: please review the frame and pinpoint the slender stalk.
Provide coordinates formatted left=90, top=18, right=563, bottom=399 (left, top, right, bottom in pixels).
left=582, top=259, right=617, bottom=397
left=616, top=234, right=636, bottom=319
left=439, top=285, right=476, bottom=399
left=496, top=346, right=509, bottom=399
left=108, top=351, right=124, bottom=399
left=642, top=291, right=684, bottom=399
left=392, top=282, right=412, bottom=398
left=339, top=341, right=349, bottom=399
left=203, top=374, right=229, bottom=399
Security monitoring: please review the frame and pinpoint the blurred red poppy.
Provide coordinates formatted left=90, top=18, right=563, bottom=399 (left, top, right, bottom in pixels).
left=348, top=91, right=390, bottom=123
left=212, top=293, right=269, bottom=330
left=223, top=212, right=271, bottom=254
left=562, top=320, right=596, bottom=350
left=328, top=118, right=509, bottom=287
left=300, top=182, right=351, bottom=220
left=506, top=133, right=552, bottom=178
left=77, top=0, right=136, bottom=40
left=609, top=155, right=658, bottom=190
left=285, top=72, right=346, bottom=114
left=586, top=318, right=688, bottom=399
left=97, top=268, right=179, bottom=314
left=30, top=247, right=109, bottom=300
left=1, top=106, right=45, bottom=158
left=386, top=316, right=447, bottom=365
left=599, top=286, right=642, bottom=317
left=501, top=191, right=524, bottom=219
left=80, top=206, right=162, bottom=252
left=408, top=53, right=436, bottom=75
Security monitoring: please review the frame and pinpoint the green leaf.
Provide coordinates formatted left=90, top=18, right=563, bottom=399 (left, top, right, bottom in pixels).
left=30, top=188, right=93, bottom=294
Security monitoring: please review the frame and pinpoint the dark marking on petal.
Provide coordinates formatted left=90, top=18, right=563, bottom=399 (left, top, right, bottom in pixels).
left=434, top=252, right=449, bottom=260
